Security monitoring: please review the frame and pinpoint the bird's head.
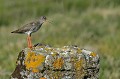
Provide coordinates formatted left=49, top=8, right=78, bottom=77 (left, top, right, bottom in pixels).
left=39, top=16, right=47, bottom=23
left=39, top=16, right=53, bottom=24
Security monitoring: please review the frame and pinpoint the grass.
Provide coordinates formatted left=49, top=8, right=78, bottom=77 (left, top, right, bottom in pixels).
left=0, top=0, right=120, bottom=79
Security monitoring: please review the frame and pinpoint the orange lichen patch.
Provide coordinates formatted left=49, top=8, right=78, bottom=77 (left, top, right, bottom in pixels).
left=32, top=68, right=39, bottom=73
left=53, top=58, right=64, bottom=69
left=25, top=52, right=45, bottom=73
left=90, top=52, right=97, bottom=57
left=74, top=59, right=83, bottom=70
left=39, top=77, right=46, bottom=79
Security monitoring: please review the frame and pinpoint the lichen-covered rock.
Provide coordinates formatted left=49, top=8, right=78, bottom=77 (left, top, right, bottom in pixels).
left=11, top=43, right=100, bottom=79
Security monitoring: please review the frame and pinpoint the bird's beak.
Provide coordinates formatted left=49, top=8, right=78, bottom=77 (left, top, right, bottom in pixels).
left=45, top=20, right=53, bottom=24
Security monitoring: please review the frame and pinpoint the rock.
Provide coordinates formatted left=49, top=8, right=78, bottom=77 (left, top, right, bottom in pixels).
left=11, top=43, right=100, bottom=79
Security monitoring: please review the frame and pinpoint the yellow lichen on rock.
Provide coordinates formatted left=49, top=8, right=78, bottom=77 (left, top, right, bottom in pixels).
left=53, top=58, right=64, bottom=69
left=11, top=45, right=100, bottom=79
left=77, top=48, right=82, bottom=54
left=74, top=59, right=83, bottom=70
left=25, top=52, right=45, bottom=72
left=52, top=72, right=61, bottom=79
left=90, top=52, right=97, bottom=57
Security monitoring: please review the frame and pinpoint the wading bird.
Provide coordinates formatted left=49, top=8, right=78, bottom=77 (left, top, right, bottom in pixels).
left=11, top=16, right=47, bottom=49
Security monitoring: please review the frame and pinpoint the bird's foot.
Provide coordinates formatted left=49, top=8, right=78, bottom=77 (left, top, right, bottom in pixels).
left=28, top=45, right=35, bottom=50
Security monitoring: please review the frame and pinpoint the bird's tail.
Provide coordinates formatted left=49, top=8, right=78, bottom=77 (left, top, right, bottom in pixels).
left=11, top=30, right=24, bottom=34
left=11, top=30, right=18, bottom=33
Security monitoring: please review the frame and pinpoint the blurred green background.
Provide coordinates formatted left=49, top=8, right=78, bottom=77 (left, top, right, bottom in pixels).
left=0, top=0, right=120, bottom=79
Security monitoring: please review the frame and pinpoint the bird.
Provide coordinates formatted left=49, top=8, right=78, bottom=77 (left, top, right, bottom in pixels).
left=11, top=16, right=47, bottom=49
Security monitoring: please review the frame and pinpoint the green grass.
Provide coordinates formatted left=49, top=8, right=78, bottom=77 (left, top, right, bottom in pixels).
left=0, top=0, right=120, bottom=79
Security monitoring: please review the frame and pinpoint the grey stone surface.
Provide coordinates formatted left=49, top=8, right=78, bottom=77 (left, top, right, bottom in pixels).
left=11, top=43, right=100, bottom=79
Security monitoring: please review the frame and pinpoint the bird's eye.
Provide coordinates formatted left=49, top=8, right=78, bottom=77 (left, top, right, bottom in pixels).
left=43, top=16, right=46, bottom=20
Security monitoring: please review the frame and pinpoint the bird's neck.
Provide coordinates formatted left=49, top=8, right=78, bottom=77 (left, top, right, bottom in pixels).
left=37, top=21, right=43, bottom=26
left=38, top=21, right=43, bottom=25
left=39, top=20, right=44, bottom=24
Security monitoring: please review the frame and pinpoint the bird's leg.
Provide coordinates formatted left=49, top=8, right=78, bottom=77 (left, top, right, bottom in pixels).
left=27, top=35, right=30, bottom=48
left=29, top=35, right=33, bottom=49
left=27, top=35, right=33, bottom=49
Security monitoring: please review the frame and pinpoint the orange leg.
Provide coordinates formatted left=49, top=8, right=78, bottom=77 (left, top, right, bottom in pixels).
left=27, top=36, right=30, bottom=48
left=29, top=36, right=32, bottom=48
left=27, top=35, right=33, bottom=49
